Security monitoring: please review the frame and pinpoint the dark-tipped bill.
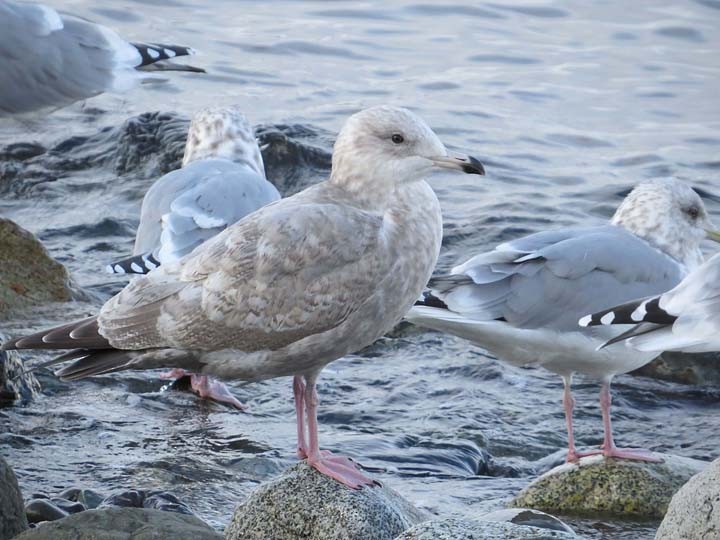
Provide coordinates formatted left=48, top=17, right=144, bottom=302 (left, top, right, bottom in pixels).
left=431, top=152, right=485, bottom=175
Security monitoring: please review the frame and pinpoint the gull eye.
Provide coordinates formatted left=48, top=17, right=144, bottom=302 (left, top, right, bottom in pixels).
left=391, top=134, right=404, bottom=144
left=685, top=206, right=700, bottom=219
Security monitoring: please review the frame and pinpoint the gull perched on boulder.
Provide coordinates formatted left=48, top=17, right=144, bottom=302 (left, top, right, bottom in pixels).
left=2, top=105, right=485, bottom=488
left=106, top=106, right=281, bottom=409
left=0, top=0, right=203, bottom=115
left=581, top=249, right=720, bottom=353
left=407, top=178, right=720, bottom=462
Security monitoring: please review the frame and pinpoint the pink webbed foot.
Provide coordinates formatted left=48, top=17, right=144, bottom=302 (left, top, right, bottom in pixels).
left=566, top=448, right=603, bottom=463
left=602, top=446, right=663, bottom=462
left=189, top=374, right=247, bottom=410
left=159, top=368, right=190, bottom=379
left=307, top=451, right=380, bottom=490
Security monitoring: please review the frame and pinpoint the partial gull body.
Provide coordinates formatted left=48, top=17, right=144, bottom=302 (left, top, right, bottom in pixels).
left=107, top=106, right=281, bottom=409
left=0, top=0, right=203, bottom=115
left=582, top=250, right=720, bottom=353
left=2, top=105, right=485, bottom=488
left=407, top=178, right=719, bottom=462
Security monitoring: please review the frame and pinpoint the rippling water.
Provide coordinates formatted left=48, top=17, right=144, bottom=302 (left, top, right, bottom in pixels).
left=1, top=1, right=720, bottom=539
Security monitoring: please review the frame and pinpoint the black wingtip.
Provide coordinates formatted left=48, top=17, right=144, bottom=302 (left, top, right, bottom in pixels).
left=106, top=253, right=160, bottom=275
left=414, top=291, right=449, bottom=310
left=579, top=295, right=676, bottom=328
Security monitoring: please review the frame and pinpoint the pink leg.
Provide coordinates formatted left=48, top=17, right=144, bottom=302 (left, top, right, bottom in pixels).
left=599, top=381, right=661, bottom=462
left=159, top=368, right=189, bottom=379
left=563, top=376, right=601, bottom=463
left=301, top=376, right=378, bottom=489
left=189, top=374, right=248, bottom=410
left=294, top=376, right=308, bottom=459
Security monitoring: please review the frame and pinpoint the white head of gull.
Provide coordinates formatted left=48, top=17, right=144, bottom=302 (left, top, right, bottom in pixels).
left=407, top=177, right=718, bottom=463
left=3, top=105, right=485, bottom=489
left=105, top=106, right=281, bottom=410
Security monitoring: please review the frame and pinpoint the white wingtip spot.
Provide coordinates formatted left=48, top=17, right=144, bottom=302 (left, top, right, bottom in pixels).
left=631, top=300, right=649, bottom=322
left=600, top=312, right=616, bottom=325
left=147, top=48, right=160, bottom=59
left=164, top=48, right=176, bottom=58
left=130, top=262, right=144, bottom=273
left=578, top=315, right=592, bottom=327
left=113, top=265, right=126, bottom=274
left=142, top=255, right=157, bottom=270
left=105, top=264, right=115, bottom=274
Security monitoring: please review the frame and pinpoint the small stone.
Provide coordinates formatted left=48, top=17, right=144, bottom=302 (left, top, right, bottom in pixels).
left=99, top=488, right=194, bottom=515
left=12, top=507, right=221, bottom=540
left=49, top=498, right=86, bottom=514
left=656, top=456, right=720, bottom=539
left=394, top=518, right=580, bottom=539
left=480, top=508, right=576, bottom=534
left=25, top=499, right=68, bottom=523
left=226, top=462, right=428, bottom=540
left=75, top=489, right=105, bottom=510
left=510, top=453, right=707, bottom=518
left=0, top=456, right=28, bottom=539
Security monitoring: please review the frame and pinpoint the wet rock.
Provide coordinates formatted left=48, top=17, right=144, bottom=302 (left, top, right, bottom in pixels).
left=12, top=507, right=221, bottom=540
left=49, top=498, right=86, bottom=515
left=0, top=341, right=40, bottom=405
left=510, top=453, right=706, bottom=518
left=480, top=508, right=576, bottom=534
left=633, top=351, right=720, bottom=385
left=256, top=123, right=331, bottom=196
left=394, top=518, right=579, bottom=539
left=0, top=456, right=29, bottom=539
left=0, top=218, right=73, bottom=316
left=25, top=499, right=69, bottom=523
left=57, top=488, right=104, bottom=510
left=99, top=489, right=194, bottom=515
left=113, top=111, right=190, bottom=177
left=226, top=462, right=427, bottom=540
left=655, top=456, right=720, bottom=539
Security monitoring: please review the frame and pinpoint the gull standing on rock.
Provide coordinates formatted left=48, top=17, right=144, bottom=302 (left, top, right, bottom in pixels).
left=107, top=106, right=281, bottom=409
left=0, top=0, right=204, bottom=115
left=2, top=105, right=485, bottom=488
left=581, top=249, right=720, bottom=353
left=407, top=178, right=720, bottom=462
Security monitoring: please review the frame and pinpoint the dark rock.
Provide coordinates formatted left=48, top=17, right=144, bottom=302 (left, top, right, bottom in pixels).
left=0, top=142, right=46, bottom=162
left=480, top=508, right=576, bottom=534
left=226, top=462, right=427, bottom=540
left=0, top=456, right=28, bottom=539
left=12, top=507, right=221, bottom=540
left=0, top=218, right=74, bottom=316
left=656, top=456, right=720, bottom=539
left=25, top=499, right=68, bottom=523
left=633, top=351, right=720, bottom=385
left=49, top=498, right=86, bottom=514
left=510, top=453, right=706, bottom=518
left=0, top=342, right=40, bottom=405
left=99, top=489, right=194, bottom=516
left=394, top=518, right=579, bottom=539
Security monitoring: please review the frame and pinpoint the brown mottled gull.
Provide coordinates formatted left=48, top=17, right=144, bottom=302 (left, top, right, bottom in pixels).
left=3, top=105, right=485, bottom=488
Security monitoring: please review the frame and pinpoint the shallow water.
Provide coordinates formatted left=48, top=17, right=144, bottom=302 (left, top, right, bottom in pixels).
left=1, top=1, right=720, bottom=538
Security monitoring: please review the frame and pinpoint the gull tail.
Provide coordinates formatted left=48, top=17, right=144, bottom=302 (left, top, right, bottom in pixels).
left=131, top=43, right=206, bottom=73
left=106, top=253, right=161, bottom=275
left=578, top=295, right=676, bottom=328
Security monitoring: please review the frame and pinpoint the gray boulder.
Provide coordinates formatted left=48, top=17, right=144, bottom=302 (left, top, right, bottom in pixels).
left=394, top=518, right=579, bottom=539
left=655, top=456, right=720, bottom=539
left=0, top=218, right=73, bottom=316
left=0, top=342, right=40, bottom=404
left=0, top=455, right=29, bottom=540
left=511, top=453, right=706, bottom=519
left=225, top=462, right=427, bottom=540
left=12, top=507, right=221, bottom=540
left=634, top=351, right=720, bottom=385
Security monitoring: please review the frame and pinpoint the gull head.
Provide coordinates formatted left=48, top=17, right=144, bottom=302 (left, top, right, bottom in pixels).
left=182, top=106, right=265, bottom=176
left=611, top=177, right=720, bottom=269
left=330, top=106, right=484, bottom=191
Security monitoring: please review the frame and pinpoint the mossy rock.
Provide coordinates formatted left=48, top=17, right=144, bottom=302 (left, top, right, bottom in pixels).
left=0, top=218, right=72, bottom=316
left=510, top=453, right=706, bottom=519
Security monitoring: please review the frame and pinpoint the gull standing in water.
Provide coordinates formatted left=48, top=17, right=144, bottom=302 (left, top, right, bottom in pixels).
left=0, top=0, right=203, bottom=115
left=581, top=249, right=720, bottom=353
left=2, top=106, right=485, bottom=488
left=407, top=178, right=720, bottom=462
left=107, top=106, right=281, bottom=409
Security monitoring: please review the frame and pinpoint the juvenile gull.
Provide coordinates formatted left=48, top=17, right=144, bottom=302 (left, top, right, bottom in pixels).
left=582, top=249, right=720, bottom=353
left=407, top=178, right=719, bottom=462
left=107, top=106, right=281, bottom=409
left=2, top=105, right=485, bottom=488
left=0, top=0, right=204, bottom=115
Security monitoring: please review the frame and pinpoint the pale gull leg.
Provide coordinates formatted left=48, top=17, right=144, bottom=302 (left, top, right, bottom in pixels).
left=563, top=375, right=601, bottom=462
left=301, top=375, right=377, bottom=489
left=160, top=370, right=246, bottom=410
left=599, top=381, right=661, bottom=462
left=294, top=375, right=308, bottom=459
